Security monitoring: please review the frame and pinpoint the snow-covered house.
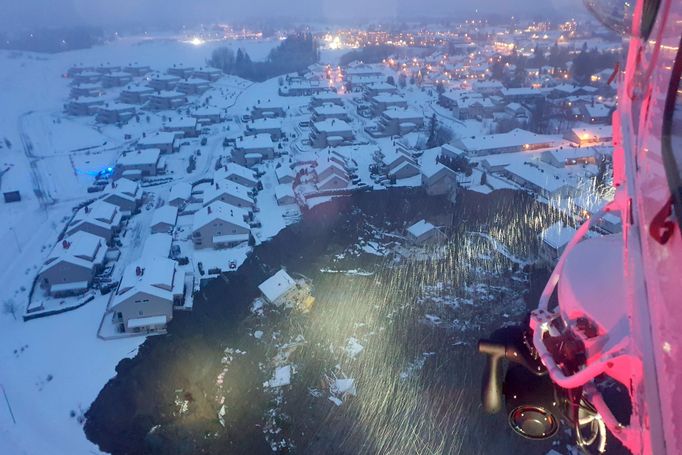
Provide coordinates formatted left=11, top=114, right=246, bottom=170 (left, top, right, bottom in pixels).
left=539, top=222, right=577, bottom=264
left=119, top=85, right=154, bottom=104
left=102, top=178, right=143, bottom=213
left=275, top=184, right=296, bottom=205
left=371, top=94, right=408, bottom=115
left=202, top=181, right=255, bottom=210
left=382, top=149, right=418, bottom=178
left=192, top=67, right=223, bottom=81
left=500, top=87, right=545, bottom=103
left=70, top=83, right=102, bottom=98
left=275, top=165, right=296, bottom=184
left=252, top=101, right=286, bottom=119
left=168, top=182, right=192, bottom=208
left=364, top=81, right=399, bottom=99
left=163, top=117, right=198, bottom=138
left=65, top=97, right=104, bottom=116
left=95, top=103, right=136, bottom=124
left=310, top=119, right=354, bottom=148
left=245, top=118, right=284, bottom=141
left=37, top=231, right=107, bottom=297
left=421, top=163, right=458, bottom=196
left=176, top=78, right=210, bottom=95
left=66, top=200, right=123, bottom=243
left=122, top=64, right=151, bottom=76
left=541, top=148, right=597, bottom=168
left=317, top=174, right=349, bottom=191
left=310, top=92, right=343, bottom=107
left=315, top=161, right=348, bottom=182
left=233, top=134, right=275, bottom=167
left=564, top=125, right=613, bottom=147
left=167, top=65, right=195, bottom=79
left=312, top=104, right=350, bottom=122
left=373, top=109, right=424, bottom=137
left=258, top=270, right=297, bottom=305
left=191, top=107, right=223, bottom=125
left=579, top=103, right=613, bottom=124
left=214, top=163, right=259, bottom=188
left=101, top=71, right=133, bottom=88
left=406, top=220, right=446, bottom=246
left=502, top=162, right=574, bottom=198
left=71, top=71, right=101, bottom=85
left=148, top=73, right=180, bottom=91
left=145, top=91, right=188, bottom=111
left=110, top=257, right=185, bottom=334
left=115, top=148, right=162, bottom=180
left=452, top=128, right=564, bottom=156
left=192, top=201, right=251, bottom=249
left=388, top=160, right=420, bottom=180
left=150, top=205, right=178, bottom=234
left=137, top=132, right=178, bottom=154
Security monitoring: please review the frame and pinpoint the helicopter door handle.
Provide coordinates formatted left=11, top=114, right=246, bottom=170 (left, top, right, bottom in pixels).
left=478, top=340, right=506, bottom=414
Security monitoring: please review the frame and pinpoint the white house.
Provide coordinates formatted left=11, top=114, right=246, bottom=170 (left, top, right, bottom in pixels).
left=150, top=205, right=178, bottom=234
left=115, top=148, right=162, bottom=180
left=232, top=134, right=275, bottom=167
left=406, top=220, right=446, bottom=246
left=168, top=182, right=193, bottom=208
left=275, top=165, right=296, bottom=184
left=137, top=132, right=178, bottom=154
left=309, top=119, right=354, bottom=148
left=317, top=174, right=349, bottom=191
left=110, top=257, right=185, bottom=334
left=539, top=222, right=577, bottom=264
left=37, top=231, right=107, bottom=297
left=421, top=163, right=458, bottom=196
left=67, top=200, right=123, bottom=243
left=214, top=163, right=259, bottom=188
left=275, top=184, right=296, bottom=205
left=258, top=270, right=297, bottom=305
left=102, top=178, right=143, bottom=213
left=202, top=181, right=255, bottom=210
left=192, top=201, right=251, bottom=249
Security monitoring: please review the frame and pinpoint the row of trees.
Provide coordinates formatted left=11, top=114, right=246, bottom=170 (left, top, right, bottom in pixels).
left=338, top=44, right=397, bottom=67
left=489, top=42, right=617, bottom=87
left=209, top=33, right=320, bottom=82
left=0, top=26, right=104, bottom=53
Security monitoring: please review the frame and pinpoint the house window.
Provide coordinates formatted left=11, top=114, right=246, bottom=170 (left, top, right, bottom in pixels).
left=139, top=310, right=143, bottom=316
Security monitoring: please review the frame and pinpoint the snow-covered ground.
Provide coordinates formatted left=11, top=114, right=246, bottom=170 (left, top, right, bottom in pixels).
left=0, top=35, right=284, bottom=455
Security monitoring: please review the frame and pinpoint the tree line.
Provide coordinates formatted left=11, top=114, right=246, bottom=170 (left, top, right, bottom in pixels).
left=209, top=33, right=320, bottom=82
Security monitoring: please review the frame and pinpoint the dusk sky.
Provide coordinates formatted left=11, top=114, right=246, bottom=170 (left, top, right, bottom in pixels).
left=1, top=0, right=579, bottom=31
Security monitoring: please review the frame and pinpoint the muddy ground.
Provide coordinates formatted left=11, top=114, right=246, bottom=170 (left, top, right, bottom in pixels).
left=85, top=188, right=570, bottom=455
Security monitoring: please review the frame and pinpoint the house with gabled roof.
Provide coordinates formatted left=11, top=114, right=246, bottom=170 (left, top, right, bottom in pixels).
left=110, top=256, right=185, bottom=333
left=102, top=178, right=143, bottom=213
left=66, top=200, right=123, bottom=243
left=192, top=201, right=251, bottom=249
left=37, top=231, right=107, bottom=297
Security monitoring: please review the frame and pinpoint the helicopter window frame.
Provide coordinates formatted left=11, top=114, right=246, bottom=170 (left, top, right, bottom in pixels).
left=661, top=34, right=682, bottom=228
left=640, top=0, right=661, bottom=40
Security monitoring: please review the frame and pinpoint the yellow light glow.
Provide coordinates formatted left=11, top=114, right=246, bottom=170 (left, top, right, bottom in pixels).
left=189, top=37, right=205, bottom=46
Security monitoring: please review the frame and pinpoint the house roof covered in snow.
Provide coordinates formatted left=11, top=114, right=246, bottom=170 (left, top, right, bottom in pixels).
left=407, top=219, right=436, bottom=238
left=236, top=133, right=274, bottom=150
left=258, top=270, right=296, bottom=303
left=118, top=148, right=160, bottom=167
left=151, top=205, right=178, bottom=228
left=541, top=222, right=577, bottom=249
left=192, top=201, right=249, bottom=232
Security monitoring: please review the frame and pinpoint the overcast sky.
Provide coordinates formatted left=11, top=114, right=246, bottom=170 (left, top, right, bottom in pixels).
left=0, top=0, right=579, bottom=31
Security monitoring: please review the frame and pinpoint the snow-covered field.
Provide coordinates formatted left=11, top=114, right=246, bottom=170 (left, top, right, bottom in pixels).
left=0, top=35, right=285, bottom=455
